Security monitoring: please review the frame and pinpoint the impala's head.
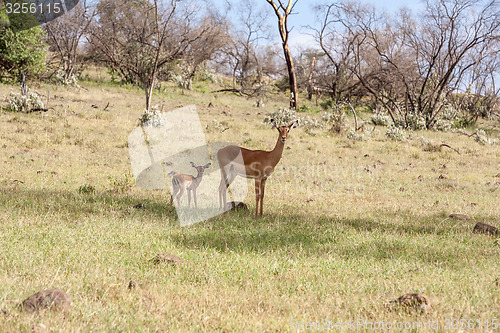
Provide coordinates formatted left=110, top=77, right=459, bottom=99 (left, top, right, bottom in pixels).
left=271, top=119, right=299, bottom=143
left=190, top=162, right=211, bottom=175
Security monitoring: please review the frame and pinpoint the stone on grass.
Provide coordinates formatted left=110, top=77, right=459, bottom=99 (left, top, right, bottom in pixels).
left=19, top=289, right=71, bottom=313
left=449, top=214, right=472, bottom=221
left=133, top=203, right=145, bottom=209
left=473, top=222, right=498, bottom=236
left=128, top=280, right=138, bottom=290
left=391, top=293, right=431, bottom=313
left=150, top=254, right=184, bottom=266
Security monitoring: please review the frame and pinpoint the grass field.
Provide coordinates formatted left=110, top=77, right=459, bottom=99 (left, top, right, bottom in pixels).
left=0, top=75, right=499, bottom=332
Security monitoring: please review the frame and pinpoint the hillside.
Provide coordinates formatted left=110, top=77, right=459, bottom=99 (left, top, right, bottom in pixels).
left=0, top=76, right=499, bottom=331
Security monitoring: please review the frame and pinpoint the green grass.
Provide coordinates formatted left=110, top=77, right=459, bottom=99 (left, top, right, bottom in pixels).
left=0, top=78, right=499, bottom=332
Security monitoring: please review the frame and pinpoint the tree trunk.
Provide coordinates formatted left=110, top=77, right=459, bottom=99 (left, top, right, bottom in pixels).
left=266, top=0, right=299, bottom=109
left=284, top=46, right=298, bottom=108
left=145, top=80, right=154, bottom=111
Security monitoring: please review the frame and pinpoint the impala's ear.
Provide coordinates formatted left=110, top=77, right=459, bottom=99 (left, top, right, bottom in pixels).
left=289, top=120, right=299, bottom=129
left=190, top=161, right=196, bottom=167
left=270, top=119, right=280, bottom=131
left=204, top=162, right=211, bottom=169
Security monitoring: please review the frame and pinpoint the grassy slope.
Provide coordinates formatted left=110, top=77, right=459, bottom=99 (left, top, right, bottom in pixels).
left=0, top=77, right=499, bottom=332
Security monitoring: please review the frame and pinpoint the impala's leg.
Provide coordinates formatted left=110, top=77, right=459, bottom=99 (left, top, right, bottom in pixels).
left=187, top=189, right=191, bottom=208
left=176, top=187, right=184, bottom=207
left=254, top=178, right=262, bottom=217
left=260, top=178, right=267, bottom=217
left=219, top=166, right=237, bottom=211
left=218, top=169, right=227, bottom=210
left=170, top=183, right=179, bottom=210
left=193, top=189, right=198, bottom=209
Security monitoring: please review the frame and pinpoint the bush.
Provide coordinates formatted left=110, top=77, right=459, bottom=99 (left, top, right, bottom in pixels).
left=263, top=107, right=298, bottom=125
left=0, top=17, right=47, bottom=82
left=7, top=91, right=44, bottom=113
left=78, top=184, right=96, bottom=194
left=139, top=105, right=166, bottom=127
left=322, top=109, right=346, bottom=134
left=54, top=69, right=80, bottom=87
left=386, top=124, right=406, bottom=141
left=406, top=112, right=426, bottom=130
left=474, top=129, right=498, bottom=145
left=434, top=119, right=452, bottom=132
left=347, top=129, right=366, bottom=141
left=371, top=112, right=390, bottom=126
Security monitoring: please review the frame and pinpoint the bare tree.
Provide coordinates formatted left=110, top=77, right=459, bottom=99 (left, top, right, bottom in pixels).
left=265, top=0, right=299, bottom=108
left=88, top=0, right=222, bottom=110
left=44, top=0, right=95, bottom=81
left=308, top=3, right=361, bottom=102
left=177, top=12, right=229, bottom=90
left=318, top=0, right=500, bottom=128
left=402, top=0, right=500, bottom=127
left=214, top=0, right=272, bottom=95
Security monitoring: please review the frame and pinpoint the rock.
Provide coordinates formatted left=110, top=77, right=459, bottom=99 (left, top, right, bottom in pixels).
left=133, top=203, right=145, bottom=210
left=449, top=214, right=472, bottom=221
left=1, top=309, right=7, bottom=315
left=225, top=201, right=249, bottom=212
left=128, top=280, right=138, bottom=290
left=150, top=254, right=184, bottom=266
left=473, top=222, right=498, bottom=236
left=19, top=289, right=71, bottom=313
left=438, top=174, right=448, bottom=180
left=391, top=293, right=431, bottom=313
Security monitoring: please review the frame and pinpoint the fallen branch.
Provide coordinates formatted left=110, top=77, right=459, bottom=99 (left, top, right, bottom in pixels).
left=455, top=130, right=477, bottom=138
left=27, top=108, right=49, bottom=113
left=211, top=88, right=251, bottom=97
left=440, top=143, right=460, bottom=154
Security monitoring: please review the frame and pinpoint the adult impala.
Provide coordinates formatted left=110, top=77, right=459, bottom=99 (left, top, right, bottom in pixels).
left=169, top=162, right=211, bottom=210
left=217, top=119, right=298, bottom=217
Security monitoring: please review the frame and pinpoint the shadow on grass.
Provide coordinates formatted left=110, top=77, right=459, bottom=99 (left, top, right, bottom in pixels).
left=0, top=186, right=177, bottom=224
left=1, top=186, right=489, bottom=267
left=167, top=210, right=485, bottom=268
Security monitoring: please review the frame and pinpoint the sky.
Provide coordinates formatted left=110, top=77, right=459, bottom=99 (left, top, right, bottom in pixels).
left=212, top=0, right=425, bottom=50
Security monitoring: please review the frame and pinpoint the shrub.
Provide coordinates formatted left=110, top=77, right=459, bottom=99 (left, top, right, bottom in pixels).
left=139, top=105, right=166, bottom=127
left=322, top=108, right=346, bottom=134
left=78, top=184, right=96, bottom=194
left=347, top=129, right=366, bottom=141
left=7, top=91, right=44, bottom=113
left=386, top=124, right=406, bottom=141
left=54, top=69, right=80, bottom=87
left=263, top=107, right=298, bottom=125
left=371, top=112, right=390, bottom=126
left=434, top=119, right=452, bottom=132
left=406, top=112, right=426, bottom=130
left=474, top=129, right=498, bottom=145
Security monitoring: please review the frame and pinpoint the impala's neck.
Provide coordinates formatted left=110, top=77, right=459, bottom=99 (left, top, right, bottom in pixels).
left=269, top=134, right=285, bottom=166
left=193, top=171, right=204, bottom=183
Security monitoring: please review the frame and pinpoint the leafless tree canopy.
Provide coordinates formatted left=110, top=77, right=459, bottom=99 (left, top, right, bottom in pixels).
left=310, top=0, right=499, bottom=127
left=44, top=0, right=95, bottom=81
left=40, top=0, right=499, bottom=119
left=85, top=0, right=227, bottom=109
